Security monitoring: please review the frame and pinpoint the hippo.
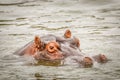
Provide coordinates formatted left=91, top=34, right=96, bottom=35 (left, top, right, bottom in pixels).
left=14, top=29, right=108, bottom=67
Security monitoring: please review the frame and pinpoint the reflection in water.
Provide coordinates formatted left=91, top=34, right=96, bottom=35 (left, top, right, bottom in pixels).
left=34, top=59, right=62, bottom=66
left=31, top=25, right=69, bottom=31
left=0, top=0, right=120, bottom=80
left=34, top=73, right=44, bottom=80
left=0, top=0, right=31, bottom=6
left=34, top=73, right=59, bottom=80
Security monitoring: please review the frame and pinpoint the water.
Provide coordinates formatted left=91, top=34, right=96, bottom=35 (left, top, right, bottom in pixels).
left=0, top=0, right=120, bottom=80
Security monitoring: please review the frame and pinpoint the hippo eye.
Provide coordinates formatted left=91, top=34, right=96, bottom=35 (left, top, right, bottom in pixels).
left=46, top=45, right=56, bottom=53
left=49, top=46, right=54, bottom=49
left=46, top=41, right=59, bottom=53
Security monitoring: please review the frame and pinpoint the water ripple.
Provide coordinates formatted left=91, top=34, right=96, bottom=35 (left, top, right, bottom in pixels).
left=0, top=0, right=120, bottom=80
left=31, top=25, right=69, bottom=31
left=0, top=1, right=28, bottom=6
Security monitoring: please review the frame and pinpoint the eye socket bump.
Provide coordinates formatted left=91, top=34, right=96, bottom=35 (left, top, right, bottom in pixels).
left=46, top=41, right=59, bottom=53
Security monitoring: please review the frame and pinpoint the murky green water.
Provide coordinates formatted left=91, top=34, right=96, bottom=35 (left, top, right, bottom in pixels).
left=0, top=0, right=120, bottom=80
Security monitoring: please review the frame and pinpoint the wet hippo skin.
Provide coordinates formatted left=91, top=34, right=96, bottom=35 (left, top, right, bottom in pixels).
left=14, top=29, right=108, bottom=67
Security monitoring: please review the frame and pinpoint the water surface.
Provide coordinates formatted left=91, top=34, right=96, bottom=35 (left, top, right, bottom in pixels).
left=0, top=0, right=120, bottom=80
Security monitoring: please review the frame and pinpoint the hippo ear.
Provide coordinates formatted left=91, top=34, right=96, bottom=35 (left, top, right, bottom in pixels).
left=64, top=29, right=71, bottom=38
left=74, top=37, right=80, bottom=47
left=34, top=36, right=41, bottom=45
